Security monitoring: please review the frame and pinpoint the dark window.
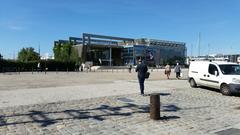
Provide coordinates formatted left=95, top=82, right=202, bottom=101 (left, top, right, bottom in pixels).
left=219, top=64, right=240, bottom=75
left=208, top=64, right=218, bottom=75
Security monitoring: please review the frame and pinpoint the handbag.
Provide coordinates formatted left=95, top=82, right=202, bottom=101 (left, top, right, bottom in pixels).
left=180, top=72, right=183, bottom=77
left=145, top=72, right=150, bottom=79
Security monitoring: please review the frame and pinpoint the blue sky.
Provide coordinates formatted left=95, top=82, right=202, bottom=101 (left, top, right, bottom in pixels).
left=1, top=0, right=240, bottom=58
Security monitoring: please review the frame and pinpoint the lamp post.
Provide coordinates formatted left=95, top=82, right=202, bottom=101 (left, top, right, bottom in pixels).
left=0, top=54, right=2, bottom=61
left=0, top=54, right=3, bottom=72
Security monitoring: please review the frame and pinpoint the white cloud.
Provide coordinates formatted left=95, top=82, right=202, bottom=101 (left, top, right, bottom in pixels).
left=8, top=25, right=24, bottom=30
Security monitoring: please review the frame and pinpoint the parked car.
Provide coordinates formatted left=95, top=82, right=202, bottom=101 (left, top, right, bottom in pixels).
left=188, top=60, right=240, bottom=95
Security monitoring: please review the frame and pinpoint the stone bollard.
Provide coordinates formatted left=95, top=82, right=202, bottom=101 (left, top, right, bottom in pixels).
left=150, top=93, right=160, bottom=120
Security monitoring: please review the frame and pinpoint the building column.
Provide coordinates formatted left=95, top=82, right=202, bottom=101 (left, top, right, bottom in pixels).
left=109, top=47, right=112, bottom=66
left=132, top=46, right=135, bottom=65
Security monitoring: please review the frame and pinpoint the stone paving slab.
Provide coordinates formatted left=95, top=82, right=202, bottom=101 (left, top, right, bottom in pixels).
left=1, top=87, right=240, bottom=135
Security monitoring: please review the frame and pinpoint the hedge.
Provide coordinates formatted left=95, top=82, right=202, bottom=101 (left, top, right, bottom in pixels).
left=0, top=60, right=77, bottom=72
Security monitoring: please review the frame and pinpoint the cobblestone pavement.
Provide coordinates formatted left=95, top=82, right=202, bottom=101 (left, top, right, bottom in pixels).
left=1, top=87, right=240, bottom=135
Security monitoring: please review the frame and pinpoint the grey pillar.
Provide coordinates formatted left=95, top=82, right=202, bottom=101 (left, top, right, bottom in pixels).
left=109, top=47, right=112, bottom=66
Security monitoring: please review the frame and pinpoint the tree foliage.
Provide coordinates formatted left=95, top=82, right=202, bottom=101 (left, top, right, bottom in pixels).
left=17, top=47, right=40, bottom=62
left=53, top=43, right=80, bottom=64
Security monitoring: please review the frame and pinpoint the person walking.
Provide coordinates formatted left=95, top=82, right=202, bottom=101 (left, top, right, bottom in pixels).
left=135, top=59, right=148, bottom=95
left=128, top=64, right=132, bottom=73
left=164, top=63, right=171, bottom=79
left=174, top=63, right=181, bottom=79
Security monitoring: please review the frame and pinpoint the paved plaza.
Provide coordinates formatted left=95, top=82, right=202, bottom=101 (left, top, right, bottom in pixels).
left=1, top=70, right=240, bottom=135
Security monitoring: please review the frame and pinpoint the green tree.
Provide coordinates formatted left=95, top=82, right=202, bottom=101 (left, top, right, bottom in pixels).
left=53, top=44, right=62, bottom=61
left=61, top=43, right=71, bottom=62
left=53, top=42, right=80, bottom=63
left=18, top=47, right=40, bottom=62
left=70, top=47, right=80, bottom=63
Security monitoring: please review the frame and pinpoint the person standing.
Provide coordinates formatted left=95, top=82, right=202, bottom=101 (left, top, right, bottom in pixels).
left=174, top=63, right=181, bottom=79
left=135, top=59, right=148, bottom=95
left=165, top=63, right=171, bottom=79
left=37, top=62, right=41, bottom=72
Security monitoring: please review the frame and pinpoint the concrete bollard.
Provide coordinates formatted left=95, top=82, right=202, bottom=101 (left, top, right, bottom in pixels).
left=150, top=93, right=160, bottom=120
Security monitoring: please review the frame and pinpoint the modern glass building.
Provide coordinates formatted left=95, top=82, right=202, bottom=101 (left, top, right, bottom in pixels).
left=122, top=40, right=186, bottom=65
left=54, top=33, right=186, bottom=66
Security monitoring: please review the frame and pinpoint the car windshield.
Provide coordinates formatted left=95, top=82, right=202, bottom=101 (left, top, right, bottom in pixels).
left=219, top=64, right=240, bottom=75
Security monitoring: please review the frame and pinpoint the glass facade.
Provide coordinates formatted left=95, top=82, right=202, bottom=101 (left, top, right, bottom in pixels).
left=85, top=47, right=123, bottom=66
left=86, top=47, right=112, bottom=65
left=122, top=44, right=186, bottom=65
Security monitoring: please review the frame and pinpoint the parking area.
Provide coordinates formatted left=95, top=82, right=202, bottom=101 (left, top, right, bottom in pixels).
left=1, top=70, right=240, bottom=135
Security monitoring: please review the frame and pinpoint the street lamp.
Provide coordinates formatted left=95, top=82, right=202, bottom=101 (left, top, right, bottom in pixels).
left=0, top=54, right=3, bottom=72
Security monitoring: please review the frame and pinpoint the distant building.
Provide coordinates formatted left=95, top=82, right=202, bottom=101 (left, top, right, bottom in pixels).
left=189, top=54, right=240, bottom=63
left=224, top=54, right=240, bottom=63
left=54, top=33, right=186, bottom=66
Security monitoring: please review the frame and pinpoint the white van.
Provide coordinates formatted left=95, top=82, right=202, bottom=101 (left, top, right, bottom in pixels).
left=188, top=61, right=240, bottom=95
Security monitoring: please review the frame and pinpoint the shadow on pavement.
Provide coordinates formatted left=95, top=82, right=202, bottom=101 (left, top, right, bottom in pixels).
left=198, top=86, right=220, bottom=93
left=159, top=93, right=171, bottom=96
left=144, top=92, right=171, bottom=97
left=160, top=115, right=180, bottom=121
left=162, top=105, right=181, bottom=112
left=0, top=103, right=150, bottom=127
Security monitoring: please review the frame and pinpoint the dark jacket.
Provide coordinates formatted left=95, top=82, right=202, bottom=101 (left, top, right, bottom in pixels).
left=135, top=63, right=148, bottom=79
